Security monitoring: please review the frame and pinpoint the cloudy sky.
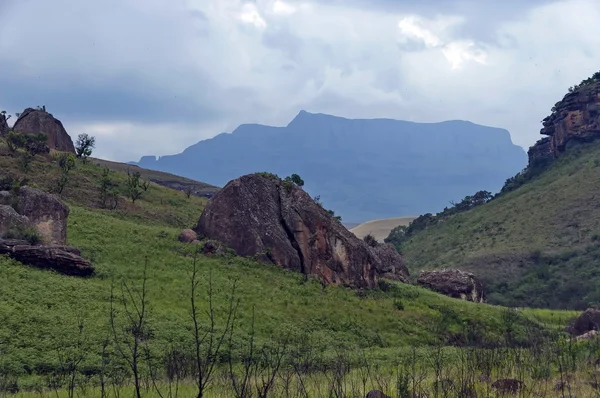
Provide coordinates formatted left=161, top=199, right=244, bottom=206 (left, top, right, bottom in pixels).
left=1, top=0, right=599, bottom=161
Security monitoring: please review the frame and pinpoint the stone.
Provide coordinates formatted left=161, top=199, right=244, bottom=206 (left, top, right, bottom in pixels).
left=194, top=173, right=410, bottom=288
left=0, top=205, right=31, bottom=238
left=528, top=81, right=600, bottom=164
left=178, top=229, right=197, bottom=243
left=200, top=239, right=229, bottom=256
left=565, top=308, right=600, bottom=336
left=12, top=108, right=75, bottom=153
left=14, top=186, right=69, bottom=245
left=417, top=269, right=484, bottom=302
left=0, top=239, right=94, bottom=276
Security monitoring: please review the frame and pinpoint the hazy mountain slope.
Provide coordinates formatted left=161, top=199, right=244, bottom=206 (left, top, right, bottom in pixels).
left=351, top=216, right=417, bottom=242
left=135, top=111, right=527, bottom=222
left=399, top=140, right=600, bottom=310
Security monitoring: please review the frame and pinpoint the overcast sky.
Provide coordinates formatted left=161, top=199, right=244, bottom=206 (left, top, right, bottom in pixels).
left=1, top=0, right=599, bottom=161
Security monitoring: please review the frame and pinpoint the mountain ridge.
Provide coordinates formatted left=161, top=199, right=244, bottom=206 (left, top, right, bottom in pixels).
left=134, top=110, right=527, bottom=222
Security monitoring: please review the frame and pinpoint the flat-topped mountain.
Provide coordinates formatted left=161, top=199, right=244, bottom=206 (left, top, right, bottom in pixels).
left=135, top=111, right=527, bottom=222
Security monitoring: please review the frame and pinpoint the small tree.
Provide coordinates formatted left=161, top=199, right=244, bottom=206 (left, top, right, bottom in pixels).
left=288, top=173, right=304, bottom=187
left=75, top=133, right=96, bottom=162
left=6, top=131, right=25, bottom=153
left=99, top=167, right=119, bottom=209
left=0, top=110, right=10, bottom=122
left=184, top=186, right=193, bottom=199
left=126, top=169, right=143, bottom=203
left=25, top=133, right=48, bottom=156
left=56, top=153, right=76, bottom=195
left=363, top=234, right=379, bottom=248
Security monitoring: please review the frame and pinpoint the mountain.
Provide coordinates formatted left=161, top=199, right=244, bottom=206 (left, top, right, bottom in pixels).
left=393, top=75, right=600, bottom=310
left=134, top=111, right=527, bottom=222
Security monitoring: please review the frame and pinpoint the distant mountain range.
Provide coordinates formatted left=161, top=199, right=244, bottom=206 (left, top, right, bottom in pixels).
left=134, top=111, right=527, bottom=222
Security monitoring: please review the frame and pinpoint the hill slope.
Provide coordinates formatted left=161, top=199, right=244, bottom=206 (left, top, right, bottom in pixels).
left=399, top=140, right=600, bottom=310
left=351, top=216, right=417, bottom=242
left=0, top=140, right=570, bottom=387
left=134, top=111, right=526, bottom=222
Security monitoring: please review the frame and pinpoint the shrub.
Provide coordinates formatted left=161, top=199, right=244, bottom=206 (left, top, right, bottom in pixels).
left=393, top=299, right=405, bottom=311
left=363, top=234, right=378, bottom=247
left=2, top=226, right=42, bottom=245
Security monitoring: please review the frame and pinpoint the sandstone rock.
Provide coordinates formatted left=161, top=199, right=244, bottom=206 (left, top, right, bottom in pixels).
left=566, top=308, right=600, bottom=336
left=365, top=390, right=390, bottom=398
left=12, top=108, right=75, bottom=153
left=14, top=186, right=69, bottom=245
left=528, top=81, right=600, bottom=164
left=417, top=269, right=484, bottom=302
left=194, top=173, right=410, bottom=288
left=178, top=229, right=197, bottom=243
left=0, top=239, right=94, bottom=276
left=0, top=205, right=30, bottom=238
left=0, top=112, right=9, bottom=137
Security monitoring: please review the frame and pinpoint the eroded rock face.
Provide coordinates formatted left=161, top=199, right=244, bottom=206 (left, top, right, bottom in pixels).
left=528, top=82, right=600, bottom=164
left=194, top=174, right=410, bottom=288
left=12, top=108, right=75, bottom=153
left=566, top=308, right=600, bottom=336
left=417, top=269, right=484, bottom=302
left=14, top=187, right=69, bottom=245
left=0, top=113, right=9, bottom=137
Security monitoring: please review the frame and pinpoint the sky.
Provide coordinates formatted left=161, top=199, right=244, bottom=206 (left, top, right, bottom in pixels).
left=1, top=0, right=599, bottom=161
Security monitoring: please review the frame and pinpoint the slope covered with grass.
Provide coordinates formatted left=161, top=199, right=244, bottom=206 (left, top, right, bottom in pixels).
left=0, top=139, right=574, bottom=390
left=400, top=140, right=600, bottom=309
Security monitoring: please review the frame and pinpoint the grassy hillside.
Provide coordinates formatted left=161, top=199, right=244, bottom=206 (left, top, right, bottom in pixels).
left=400, top=140, right=600, bottom=309
left=0, top=138, right=580, bottom=394
left=93, top=158, right=219, bottom=197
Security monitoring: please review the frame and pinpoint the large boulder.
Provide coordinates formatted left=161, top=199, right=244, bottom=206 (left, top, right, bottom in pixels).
left=566, top=308, right=600, bottom=336
left=0, top=112, right=9, bottom=137
left=12, top=187, right=69, bottom=245
left=194, top=173, right=409, bottom=288
left=12, top=108, right=75, bottom=153
left=0, top=239, right=93, bottom=276
left=417, top=269, right=485, bottom=302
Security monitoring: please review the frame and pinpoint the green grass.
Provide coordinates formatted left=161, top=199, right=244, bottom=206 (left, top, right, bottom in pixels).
left=400, top=140, right=600, bottom=309
left=0, top=139, right=582, bottom=393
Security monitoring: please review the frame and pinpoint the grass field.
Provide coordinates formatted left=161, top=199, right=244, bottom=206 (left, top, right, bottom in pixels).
left=0, top=137, right=591, bottom=396
left=399, top=140, right=600, bottom=309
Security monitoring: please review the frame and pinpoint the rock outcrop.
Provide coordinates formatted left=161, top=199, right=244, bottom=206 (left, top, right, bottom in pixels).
left=0, top=112, right=9, bottom=137
left=528, top=81, right=600, bottom=164
left=12, top=108, right=75, bottom=153
left=417, top=269, right=484, bottom=302
left=12, top=187, right=69, bottom=245
left=565, top=308, right=600, bottom=336
left=194, top=173, right=410, bottom=288
left=0, top=239, right=93, bottom=276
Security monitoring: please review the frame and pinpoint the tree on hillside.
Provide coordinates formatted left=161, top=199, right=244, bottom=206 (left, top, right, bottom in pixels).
left=0, top=110, right=11, bottom=122
left=75, top=133, right=96, bottom=163
left=56, top=153, right=76, bottom=195
left=6, top=131, right=25, bottom=153
left=287, top=173, right=304, bottom=187
left=126, top=169, right=143, bottom=203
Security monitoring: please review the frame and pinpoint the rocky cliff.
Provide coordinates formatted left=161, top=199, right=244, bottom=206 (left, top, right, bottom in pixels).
left=528, top=80, right=600, bottom=164
left=194, top=173, right=410, bottom=288
left=13, top=108, right=75, bottom=153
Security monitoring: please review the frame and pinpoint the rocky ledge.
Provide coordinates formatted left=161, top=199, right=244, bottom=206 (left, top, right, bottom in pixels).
left=417, top=269, right=485, bottom=302
left=528, top=80, right=600, bottom=164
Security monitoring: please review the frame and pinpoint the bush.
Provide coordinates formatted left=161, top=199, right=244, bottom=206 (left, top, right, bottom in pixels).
left=2, top=226, right=42, bottom=245
left=363, top=234, right=378, bottom=247
left=393, top=299, right=405, bottom=311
